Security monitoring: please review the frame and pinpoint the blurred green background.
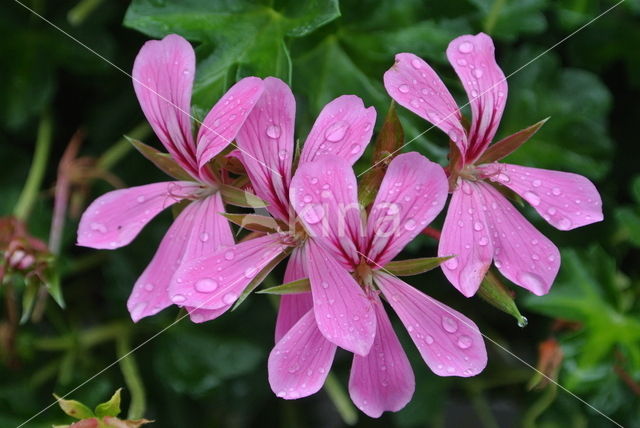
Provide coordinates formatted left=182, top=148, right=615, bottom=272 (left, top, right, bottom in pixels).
left=1, top=0, right=640, bottom=427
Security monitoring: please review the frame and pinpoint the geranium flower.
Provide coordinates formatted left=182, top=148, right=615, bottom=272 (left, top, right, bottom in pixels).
left=384, top=33, right=603, bottom=297
left=268, top=153, right=487, bottom=417
left=77, top=34, right=264, bottom=322
left=167, top=77, right=376, bottom=323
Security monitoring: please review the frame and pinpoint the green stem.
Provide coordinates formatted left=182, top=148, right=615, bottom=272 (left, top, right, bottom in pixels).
left=522, top=384, right=558, bottom=428
left=97, top=122, right=151, bottom=171
left=33, top=321, right=127, bottom=351
left=14, top=112, right=53, bottom=221
left=116, top=334, right=146, bottom=419
left=323, top=373, right=357, bottom=426
left=467, top=384, right=500, bottom=428
left=67, top=0, right=105, bottom=26
left=484, top=0, right=506, bottom=34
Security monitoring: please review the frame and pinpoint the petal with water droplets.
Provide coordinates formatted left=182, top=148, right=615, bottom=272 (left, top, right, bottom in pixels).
left=383, top=53, right=468, bottom=157
left=290, top=156, right=364, bottom=268
left=475, top=182, right=560, bottom=296
left=366, top=152, right=448, bottom=266
left=375, top=272, right=487, bottom=377
left=438, top=181, right=493, bottom=297
left=77, top=181, right=197, bottom=250
left=132, top=34, right=198, bottom=176
left=349, top=295, right=414, bottom=418
left=196, top=77, right=264, bottom=175
left=169, top=233, right=288, bottom=310
left=268, top=310, right=337, bottom=399
left=275, top=246, right=313, bottom=342
left=446, top=33, right=508, bottom=162
left=478, top=163, right=603, bottom=231
left=306, top=239, right=376, bottom=356
left=300, top=95, right=376, bottom=165
left=127, top=193, right=233, bottom=322
left=236, top=77, right=295, bottom=221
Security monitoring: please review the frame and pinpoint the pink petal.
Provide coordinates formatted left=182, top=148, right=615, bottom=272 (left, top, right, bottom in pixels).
left=475, top=182, right=560, bottom=295
left=77, top=181, right=198, bottom=250
left=132, top=34, right=198, bottom=176
left=383, top=53, right=468, bottom=156
left=290, top=156, right=364, bottom=268
left=275, top=246, right=313, bottom=342
left=375, top=272, right=487, bottom=377
left=236, top=77, right=295, bottom=221
left=438, top=181, right=494, bottom=297
left=446, top=33, right=507, bottom=162
left=268, top=310, right=337, bottom=399
left=477, top=163, right=603, bottom=231
left=127, top=193, right=232, bottom=322
left=299, top=95, right=376, bottom=165
left=306, top=239, right=376, bottom=356
left=196, top=77, right=265, bottom=176
left=366, top=152, right=448, bottom=266
left=168, top=233, right=288, bottom=310
left=349, top=294, right=414, bottom=418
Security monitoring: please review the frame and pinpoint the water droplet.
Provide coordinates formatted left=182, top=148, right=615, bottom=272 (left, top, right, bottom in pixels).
left=458, top=41, right=474, bottom=53
left=532, top=180, right=542, bottom=187
left=144, top=283, right=154, bottom=292
left=517, top=316, right=529, bottom=328
left=497, top=173, right=510, bottom=183
left=517, top=272, right=546, bottom=295
left=200, top=232, right=209, bottom=242
left=552, top=187, right=562, bottom=196
left=278, top=149, right=287, bottom=160
left=302, top=204, right=325, bottom=224
left=266, top=124, right=281, bottom=139
left=471, top=89, right=479, bottom=98
left=410, top=99, right=420, bottom=108
left=524, top=191, right=541, bottom=206
left=425, top=335, right=434, bottom=344
left=322, top=282, right=329, bottom=289
left=136, top=195, right=146, bottom=203
left=547, top=207, right=557, bottom=215
left=473, top=222, right=484, bottom=231
left=310, top=177, right=318, bottom=184
left=442, top=316, right=458, bottom=333
left=472, top=69, right=483, bottom=78
left=411, top=58, right=422, bottom=69
left=557, top=217, right=573, bottom=230
left=404, top=219, right=417, bottom=231
left=457, top=58, right=467, bottom=66
left=446, top=366, right=456, bottom=374
left=244, top=266, right=258, bottom=278
left=445, top=258, right=459, bottom=270
left=325, top=121, right=349, bottom=142
left=303, top=194, right=313, bottom=203
left=90, top=222, right=107, bottom=233
left=321, top=190, right=332, bottom=198
left=171, top=294, right=186, bottom=304
left=398, top=84, right=410, bottom=93
left=224, top=250, right=235, bottom=260
left=386, top=204, right=400, bottom=215
left=457, top=335, right=472, bottom=349
left=195, top=278, right=218, bottom=293
left=478, top=236, right=489, bottom=246
left=350, top=144, right=361, bottom=154
left=223, top=292, right=238, bottom=305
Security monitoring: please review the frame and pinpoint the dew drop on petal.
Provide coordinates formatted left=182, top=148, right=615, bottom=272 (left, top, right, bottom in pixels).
left=557, top=217, right=573, bottom=230
left=171, top=294, right=186, bottom=304
left=404, top=219, right=417, bottom=231
left=266, top=124, right=281, bottom=139
left=524, top=191, right=541, bottom=206
left=324, top=121, right=349, bottom=142
left=244, top=266, right=258, bottom=278
left=398, top=84, right=410, bottom=93
left=224, top=250, right=235, bottom=260
left=442, top=316, right=458, bottom=333
left=457, top=335, right=472, bottom=349
left=458, top=41, right=474, bottom=53
left=302, top=204, right=325, bottom=224
left=445, top=258, right=459, bottom=270
left=223, top=292, right=238, bottom=305
left=472, top=69, right=483, bottom=78
left=90, top=222, right=107, bottom=233
left=200, top=232, right=209, bottom=242
left=195, top=278, right=218, bottom=293
left=411, top=58, right=422, bottom=69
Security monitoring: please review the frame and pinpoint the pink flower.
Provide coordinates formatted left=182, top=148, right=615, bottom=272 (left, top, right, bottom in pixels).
left=167, top=77, right=376, bottom=322
left=384, top=33, right=603, bottom=297
left=77, top=34, right=264, bottom=322
left=268, top=153, right=487, bottom=417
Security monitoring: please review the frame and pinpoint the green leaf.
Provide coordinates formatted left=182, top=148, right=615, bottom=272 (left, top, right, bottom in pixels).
left=94, top=388, right=122, bottom=418
left=359, top=102, right=404, bottom=207
left=219, top=184, right=268, bottom=208
left=232, top=247, right=292, bottom=310
left=469, top=0, right=548, bottom=40
left=478, top=270, right=528, bottom=327
left=126, top=136, right=193, bottom=181
left=476, top=117, right=549, bottom=164
left=221, top=213, right=282, bottom=234
left=257, top=278, right=311, bottom=295
left=384, top=256, right=452, bottom=277
left=631, top=176, right=640, bottom=205
left=615, top=207, right=640, bottom=247
left=43, top=265, right=65, bottom=309
left=19, top=278, right=38, bottom=324
left=54, top=394, right=95, bottom=420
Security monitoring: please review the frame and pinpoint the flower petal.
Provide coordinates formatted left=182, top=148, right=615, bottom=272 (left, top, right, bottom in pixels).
left=366, top=152, right=448, bottom=266
left=438, top=181, right=494, bottom=297
left=236, top=77, right=295, bottom=221
left=169, top=233, right=288, bottom=310
left=196, top=77, right=264, bottom=175
left=268, top=310, right=337, bottom=399
left=349, top=295, right=414, bottom=418
left=299, top=95, right=376, bottom=165
left=375, top=272, right=487, bottom=377
left=306, top=239, right=376, bottom=356
left=384, top=53, right=467, bottom=155
left=476, top=182, right=560, bottom=295
left=275, top=246, right=313, bottom=342
left=132, top=34, right=198, bottom=176
left=446, top=33, right=508, bottom=162
left=477, top=163, right=603, bottom=230
left=77, top=181, right=197, bottom=250
left=290, top=156, right=364, bottom=268
left=127, top=193, right=233, bottom=322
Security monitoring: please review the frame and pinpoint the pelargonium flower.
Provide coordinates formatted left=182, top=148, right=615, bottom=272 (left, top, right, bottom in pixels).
left=77, top=34, right=264, bottom=322
left=384, top=33, right=603, bottom=297
left=268, top=153, right=487, bottom=417
left=167, top=77, right=376, bottom=322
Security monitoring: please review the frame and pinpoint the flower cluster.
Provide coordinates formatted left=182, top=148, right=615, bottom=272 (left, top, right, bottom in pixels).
left=77, top=33, right=603, bottom=417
